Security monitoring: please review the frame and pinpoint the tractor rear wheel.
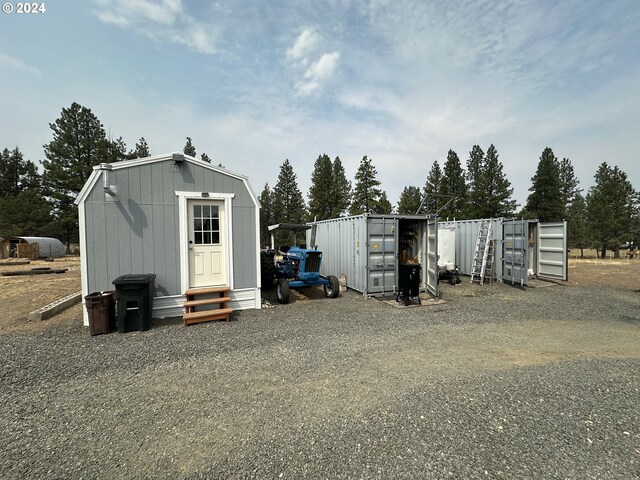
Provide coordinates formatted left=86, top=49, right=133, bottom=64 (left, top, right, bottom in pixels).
left=276, top=278, right=290, bottom=304
left=260, top=250, right=275, bottom=289
left=324, top=275, right=339, bottom=298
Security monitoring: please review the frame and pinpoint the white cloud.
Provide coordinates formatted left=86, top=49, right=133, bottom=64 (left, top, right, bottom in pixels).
left=287, top=28, right=320, bottom=64
left=0, top=52, right=41, bottom=76
left=92, top=0, right=217, bottom=54
left=295, top=51, right=340, bottom=95
left=304, top=52, right=340, bottom=81
left=287, top=27, right=340, bottom=96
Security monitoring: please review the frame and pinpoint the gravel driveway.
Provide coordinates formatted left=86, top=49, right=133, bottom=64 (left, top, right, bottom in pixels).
left=2, top=281, right=639, bottom=479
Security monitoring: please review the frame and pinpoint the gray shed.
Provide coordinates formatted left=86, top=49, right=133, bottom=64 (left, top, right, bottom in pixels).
left=0, top=236, right=66, bottom=259
left=75, top=153, right=261, bottom=326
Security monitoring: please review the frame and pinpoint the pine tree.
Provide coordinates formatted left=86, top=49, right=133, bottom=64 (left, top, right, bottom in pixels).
left=465, top=145, right=485, bottom=218
left=105, top=137, right=128, bottom=163
left=308, top=154, right=334, bottom=221
left=200, top=153, right=212, bottom=163
left=331, top=156, right=351, bottom=217
left=273, top=159, right=307, bottom=224
left=439, top=149, right=467, bottom=219
left=567, top=192, right=589, bottom=258
left=0, top=146, right=50, bottom=236
left=0, top=147, right=40, bottom=196
left=421, top=160, right=442, bottom=214
left=258, top=183, right=275, bottom=246
left=0, top=190, right=53, bottom=237
left=183, top=137, right=196, bottom=157
left=130, top=137, right=150, bottom=158
left=349, top=156, right=382, bottom=215
left=479, top=144, right=517, bottom=217
left=396, top=186, right=422, bottom=214
left=41, top=102, right=111, bottom=244
left=558, top=157, right=580, bottom=215
left=587, top=163, right=637, bottom=258
left=376, top=191, right=393, bottom=214
left=524, top=147, right=563, bottom=222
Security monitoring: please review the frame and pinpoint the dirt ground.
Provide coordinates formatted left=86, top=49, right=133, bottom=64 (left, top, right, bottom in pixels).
left=0, top=257, right=82, bottom=332
left=0, top=256, right=638, bottom=333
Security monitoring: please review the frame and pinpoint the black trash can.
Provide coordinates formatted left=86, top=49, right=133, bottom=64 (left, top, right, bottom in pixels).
left=397, top=263, right=421, bottom=306
left=85, top=291, right=116, bottom=336
left=112, top=274, right=156, bottom=332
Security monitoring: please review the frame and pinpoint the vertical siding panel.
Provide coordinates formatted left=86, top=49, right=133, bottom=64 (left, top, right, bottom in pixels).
left=232, top=206, right=244, bottom=287
left=139, top=164, right=153, bottom=205
left=128, top=167, right=144, bottom=272
left=152, top=204, right=167, bottom=295
left=164, top=204, right=179, bottom=294
left=166, top=163, right=180, bottom=200
left=105, top=203, right=120, bottom=286
left=142, top=204, right=154, bottom=275
left=85, top=203, right=97, bottom=293
left=152, top=163, right=164, bottom=204
left=91, top=203, right=109, bottom=290
left=117, top=192, right=132, bottom=274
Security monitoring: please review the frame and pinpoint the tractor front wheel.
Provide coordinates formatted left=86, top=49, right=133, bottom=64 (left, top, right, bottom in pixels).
left=324, top=275, right=340, bottom=298
left=276, top=278, right=290, bottom=304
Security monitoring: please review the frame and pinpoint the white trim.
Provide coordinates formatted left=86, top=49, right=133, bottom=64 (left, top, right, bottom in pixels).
left=74, top=169, right=101, bottom=206
left=79, top=201, right=90, bottom=326
left=176, top=192, right=235, bottom=294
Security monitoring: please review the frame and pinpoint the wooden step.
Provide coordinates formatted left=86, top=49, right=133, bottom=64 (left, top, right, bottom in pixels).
left=184, top=296, right=231, bottom=308
left=185, top=286, right=230, bottom=296
left=183, top=307, right=233, bottom=325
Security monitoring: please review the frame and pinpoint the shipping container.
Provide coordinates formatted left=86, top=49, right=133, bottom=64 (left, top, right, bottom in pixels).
left=308, top=214, right=439, bottom=298
left=438, top=218, right=568, bottom=286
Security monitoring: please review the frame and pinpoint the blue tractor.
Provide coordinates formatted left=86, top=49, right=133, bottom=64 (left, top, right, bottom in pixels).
left=262, top=223, right=339, bottom=304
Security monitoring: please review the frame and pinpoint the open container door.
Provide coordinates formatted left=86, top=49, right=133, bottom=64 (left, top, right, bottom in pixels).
left=425, top=216, right=439, bottom=297
left=537, top=221, right=568, bottom=281
left=502, top=218, right=528, bottom=286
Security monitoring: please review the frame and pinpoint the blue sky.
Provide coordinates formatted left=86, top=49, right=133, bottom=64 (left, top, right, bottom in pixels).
left=1, top=0, right=639, bottom=209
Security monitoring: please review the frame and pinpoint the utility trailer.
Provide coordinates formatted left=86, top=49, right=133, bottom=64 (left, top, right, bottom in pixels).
left=307, top=214, right=439, bottom=299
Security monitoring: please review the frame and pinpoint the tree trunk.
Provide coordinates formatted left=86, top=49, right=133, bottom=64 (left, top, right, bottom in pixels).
left=580, top=247, right=584, bottom=259
left=601, top=243, right=607, bottom=258
left=613, top=247, right=620, bottom=259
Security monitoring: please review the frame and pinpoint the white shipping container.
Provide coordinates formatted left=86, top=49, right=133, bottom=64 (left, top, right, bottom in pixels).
left=438, top=218, right=568, bottom=285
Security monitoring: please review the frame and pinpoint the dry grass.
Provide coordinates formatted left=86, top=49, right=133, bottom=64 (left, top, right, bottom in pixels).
left=569, top=247, right=639, bottom=260
left=568, top=258, right=640, bottom=290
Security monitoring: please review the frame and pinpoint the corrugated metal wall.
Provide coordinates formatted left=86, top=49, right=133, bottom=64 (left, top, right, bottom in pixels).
left=83, top=160, right=257, bottom=297
left=438, top=218, right=504, bottom=281
left=312, top=216, right=367, bottom=293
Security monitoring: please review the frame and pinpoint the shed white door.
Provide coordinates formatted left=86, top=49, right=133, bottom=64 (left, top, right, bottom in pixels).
left=188, top=200, right=227, bottom=288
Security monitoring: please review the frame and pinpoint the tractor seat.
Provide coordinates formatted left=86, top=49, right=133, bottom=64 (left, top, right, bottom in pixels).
left=279, top=245, right=290, bottom=254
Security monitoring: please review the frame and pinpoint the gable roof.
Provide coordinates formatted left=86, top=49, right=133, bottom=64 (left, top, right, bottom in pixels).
left=75, top=153, right=258, bottom=207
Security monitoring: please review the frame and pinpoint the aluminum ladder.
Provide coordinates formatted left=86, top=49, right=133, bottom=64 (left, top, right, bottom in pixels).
left=471, top=220, right=493, bottom=285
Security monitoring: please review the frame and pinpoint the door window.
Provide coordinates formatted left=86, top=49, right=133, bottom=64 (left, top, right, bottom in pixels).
left=193, top=204, right=220, bottom=245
